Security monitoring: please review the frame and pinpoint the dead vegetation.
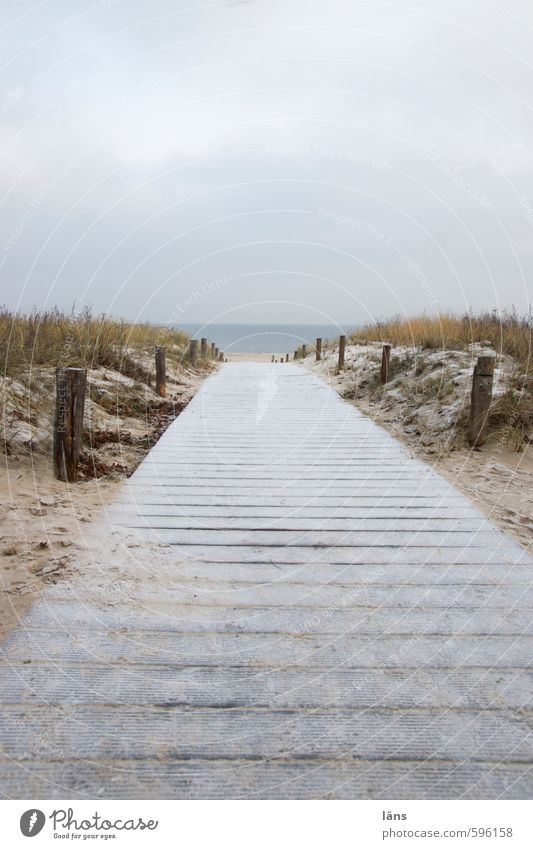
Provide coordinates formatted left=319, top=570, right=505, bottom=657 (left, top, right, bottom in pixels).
left=348, top=310, right=532, bottom=367
left=306, top=334, right=533, bottom=548
left=0, top=306, right=191, bottom=378
left=313, top=312, right=533, bottom=452
left=312, top=343, right=532, bottom=455
left=1, top=307, right=213, bottom=478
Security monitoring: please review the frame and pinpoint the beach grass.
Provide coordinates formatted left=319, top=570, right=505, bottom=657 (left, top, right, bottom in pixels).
left=0, top=307, right=190, bottom=378
left=347, top=310, right=532, bottom=367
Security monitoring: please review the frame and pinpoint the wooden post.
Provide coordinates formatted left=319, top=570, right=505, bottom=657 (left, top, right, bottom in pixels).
left=215, top=347, right=219, bottom=360
left=301, top=344, right=307, bottom=358
left=155, top=346, right=166, bottom=397
left=200, top=337, right=207, bottom=358
left=294, top=350, right=298, bottom=360
left=53, top=368, right=87, bottom=482
left=338, top=335, right=346, bottom=369
left=286, top=354, right=289, bottom=363
left=189, top=339, right=198, bottom=365
left=219, top=351, right=224, bottom=362
left=211, top=342, right=216, bottom=359
left=316, top=337, right=322, bottom=361
left=380, top=343, right=391, bottom=384
left=469, top=355, right=495, bottom=447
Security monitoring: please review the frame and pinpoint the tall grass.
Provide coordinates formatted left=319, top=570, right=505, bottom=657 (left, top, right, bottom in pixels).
left=0, top=307, right=190, bottom=377
left=349, top=311, right=532, bottom=367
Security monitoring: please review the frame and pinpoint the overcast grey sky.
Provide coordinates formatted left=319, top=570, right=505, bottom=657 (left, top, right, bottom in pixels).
left=1, top=0, right=533, bottom=325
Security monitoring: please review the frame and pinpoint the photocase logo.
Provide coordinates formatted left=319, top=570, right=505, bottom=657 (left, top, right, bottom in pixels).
left=20, top=810, right=46, bottom=837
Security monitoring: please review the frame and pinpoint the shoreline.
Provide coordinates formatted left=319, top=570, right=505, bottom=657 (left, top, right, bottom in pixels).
left=224, top=352, right=290, bottom=362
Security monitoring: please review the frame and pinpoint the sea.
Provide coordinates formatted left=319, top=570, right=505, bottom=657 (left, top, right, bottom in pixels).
left=178, top=323, right=356, bottom=354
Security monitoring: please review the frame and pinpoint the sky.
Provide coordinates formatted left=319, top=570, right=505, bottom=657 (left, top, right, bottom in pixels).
left=1, top=0, right=533, bottom=326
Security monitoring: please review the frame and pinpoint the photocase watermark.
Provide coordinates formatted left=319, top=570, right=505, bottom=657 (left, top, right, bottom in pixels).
left=118, top=57, right=261, bottom=102
left=387, top=235, right=439, bottom=307
left=56, top=0, right=123, bottom=30
left=183, top=55, right=260, bottom=79
left=517, top=193, right=533, bottom=230
left=172, top=273, right=235, bottom=317
left=56, top=372, right=68, bottom=434
left=291, top=581, right=379, bottom=636
left=0, top=85, right=24, bottom=117
left=5, top=709, right=67, bottom=776
left=422, top=143, right=495, bottom=212
left=20, top=809, right=46, bottom=837
left=317, top=208, right=438, bottom=307
left=2, top=149, right=97, bottom=254
left=2, top=193, right=47, bottom=255
left=264, top=142, right=393, bottom=173
left=19, top=806, right=159, bottom=838
left=147, top=273, right=235, bottom=361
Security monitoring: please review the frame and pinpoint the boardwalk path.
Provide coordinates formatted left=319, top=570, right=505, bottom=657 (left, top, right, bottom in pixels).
left=1, top=363, right=532, bottom=798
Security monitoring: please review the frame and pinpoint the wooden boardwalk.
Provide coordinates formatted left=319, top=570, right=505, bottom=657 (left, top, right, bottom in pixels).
left=1, top=362, right=532, bottom=798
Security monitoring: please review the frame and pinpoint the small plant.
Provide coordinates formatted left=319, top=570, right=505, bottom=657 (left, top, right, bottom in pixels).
left=489, top=389, right=533, bottom=450
left=387, top=352, right=415, bottom=379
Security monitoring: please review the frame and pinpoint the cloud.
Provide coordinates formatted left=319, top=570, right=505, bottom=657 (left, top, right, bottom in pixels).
left=1, top=0, right=532, bottom=322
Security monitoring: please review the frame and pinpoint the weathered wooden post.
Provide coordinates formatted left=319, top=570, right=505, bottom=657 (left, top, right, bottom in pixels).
left=215, top=347, right=219, bottom=360
left=286, top=354, right=289, bottom=363
left=189, top=339, right=198, bottom=365
left=53, top=367, right=87, bottom=482
left=301, top=344, right=307, bottom=358
left=380, top=343, right=391, bottom=384
left=155, top=346, right=166, bottom=397
left=211, top=342, right=216, bottom=359
left=316, top=337, right=322, bottom=361
left=219, top=351, right=224, bottom=362
left=338, top=335, right=346, bottom=369
left=201, top=337, right=207, bottom=358
left=469, top=355, right=495, bottom=447
left=294, top=350, right=298, bottom=360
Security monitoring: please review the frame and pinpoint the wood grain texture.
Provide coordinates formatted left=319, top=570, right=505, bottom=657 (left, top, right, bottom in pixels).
left=2, top=362, right=532, bottom=799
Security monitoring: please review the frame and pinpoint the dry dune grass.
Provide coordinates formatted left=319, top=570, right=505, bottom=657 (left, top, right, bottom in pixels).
left=348, top=311, right=532, bottom=367
left=348, top=313, right=533, bottom=447
left=0, top=307, right=190, bottom=378
left=308, top=312, right=533, bottom=451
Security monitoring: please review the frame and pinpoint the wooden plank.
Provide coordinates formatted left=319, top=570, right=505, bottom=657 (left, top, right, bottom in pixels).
left=0, top=760, right=530, bottom=800
left=0, top=705, right=530, bottom=763
left=47, top=561, right=533, bottom=588
left=3, top=630, right=533, bottom=669
left=21, top=601, right=533, bottom=635
left=110, top=528, right=507, bottom=548
left=2, top=360, right=533, bottom=800
left=2, top=663, right=529, bottom=709
left=108, top=515, right=491, bottom=532
left=109, top=504, right=483, bottom=519
left=0, top=759, right=529, bottom=800
left=114, top=539, right=525, bottom=565
left=37, top=579, right=532, bottom=609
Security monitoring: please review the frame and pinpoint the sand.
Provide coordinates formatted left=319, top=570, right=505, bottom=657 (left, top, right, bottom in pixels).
left=0, top=455, right=121, bottom=639
left=3, top=346, right=531, bottom=643
left=0, top=360, right=207, bottom=640
left=224, top=352, right=286, bottom=362
left=305, top=343, right=533, bottom=550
